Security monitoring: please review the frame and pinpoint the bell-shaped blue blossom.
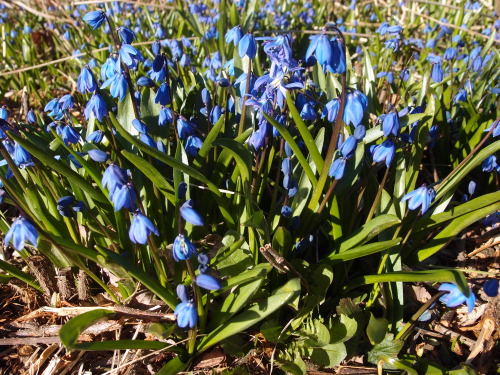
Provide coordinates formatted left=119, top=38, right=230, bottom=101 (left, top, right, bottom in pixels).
left=44, top=98, right=63, bottom=120
left=177, top=284, right=189, bottom=303
left=84, top=93, right=108, bottom=122
left=328, top=157, right=346, bottom=180
left=87, top=149, right=108, bottom=162
left=438, top=283, right=475, bottom=313
left=117, top=26, right=135, bottom=44
left=180, top=199, right=204, bottom=226
left=87, top=130, right=104, bottom=143
left=238, top=33, right=257, bottom=58
left=209, top=106, right=223, bottom=124
left=196, top=274, right=222, bottom=291
left=59, top=95, right=74, bottom=111
left=173, top=234, right=197, bottom=261
left=401, top=185, right=436, bottom=214
left=27, top=109, right=36, bottom=124
left=371, top=139, right=395, bottom=167
left=400, top=69, right=410, bottom=82
left=118, top=44, right=144, bottom=70
left=483, top=279, right=498, bottom=297
left=102, top=163, right=128, bottom=197
left=482, top=155, right=497, bottom=172
left=339, top=135, right=358, bottom=159
left=112, top=183, right=136, bottom=211
left=101, top=56, right=118, bottom=81
left=177, top=118, right=194, bottom=140
left=83, top=10, right=106, bottom=29
left=140, top=133, right=156, bottom=148
left=13, top=142, right=32, bottom=167
left=485, top=120, right=500, bottom=137
left=155, top=83, right=171, bottom=106
left=431, top=61, right=443, bottom=83
left=344, top=90, right=368, bottom=128
left=5, top=216, right=38, bottom=251
left=77, top=66, right=98, bottom=93
left=132, top=119, right=148, bottom=133
left=201, top=88, right=211, bottom=105
left=225, top=25, right=243, bottom=46
left=137, top=76, right=156, bottom=87
left=322, top=98, right=340, bottom=122
left=102, top=73, right=128, bottom=102
left=185, top=135, right=203, bottom=156
left=453, top=89, right=468, bottom=104
left=281, top=205, right=293, bottom=218
left=60, top=125, right=80, bottom=145
left=300, top=102, right=317, bottom=121
left=159, top=107, right=173, bottom=127
left=443, top=47, right=457, bottom=61
left=129, top=212, right=159, bottom=244
left=174, top=300, right=197, bottom=328
left=382, top=111, right=400, bottom=137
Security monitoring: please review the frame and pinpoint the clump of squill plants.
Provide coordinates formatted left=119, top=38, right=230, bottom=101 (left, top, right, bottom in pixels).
left=0, top=0, right=498, bottom=373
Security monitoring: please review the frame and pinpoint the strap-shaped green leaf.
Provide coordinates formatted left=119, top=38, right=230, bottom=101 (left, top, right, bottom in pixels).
left=328, top=239, right=401, bottom=262
left=60, top=309, right=115, bottom=349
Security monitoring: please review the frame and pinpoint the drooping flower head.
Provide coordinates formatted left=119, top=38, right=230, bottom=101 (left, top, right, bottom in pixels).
left=5, top=216, right=38, bottom=251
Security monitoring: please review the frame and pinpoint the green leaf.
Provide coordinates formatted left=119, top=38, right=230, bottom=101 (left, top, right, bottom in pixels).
left=263, top=112, right=317, bottom=187
left=310, top=343, right=347, bottom=368
left=197, top=278, right=301, bottom=352
left=0, top=258, right=42, bottom=293
left=60, top=309, right=115, bottom=349
left=329, top=315, right=357, bottom=344
left=366, top=313, right=388, bottom=345
left=8, top=132, right=108, bottom=204
left=193, top=114, right=225, bottom=168
left=367, top=334, right=403, bottom=365
left=285, top=91, right=324, bottom=172
left=327, top=239, right=401, bottom=262
left=139, top=87, right=162, bottom=138
left=117, top=91, right=138, bottom=136
left=156, top=356, right=190, bottom=375
left=212, top=139, right=252, bottom=185
left=336, top=214, right=401, bottom=252
left=345, top=269, right=469, bottom=297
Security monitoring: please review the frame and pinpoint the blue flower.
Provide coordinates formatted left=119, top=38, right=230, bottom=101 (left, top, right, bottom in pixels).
left=322, top=99, right=340, bottom=122
left=281, top=205, right=293, bottom=217
left=483, top=279, right=498, bottom=297
left=82, top=10, right=106, bottom=29
left=58, top=95, right=74, bottom=111
left=344, top=90, right=368, bottom=128
left=27, top=109, right=36, bottom=124
left=102, top=164, right=128, bottom=197
left=178, top=182, right=187, bottom=200
left=5, top=217, right=38, bottom=251
left=196, top=274, right=222, bottom=291
left=185, top=136, right=203, bottom=156
left=180, top=199, right=204, bottom=226
left=87, top=149, right=108, bottom=162
left=77, top=66, right=98, bottom=93
left=154, top=83, right=171, bottom=106
left=328, top=157, right=346, bottom=179
left=339, top=135, right=357, bottom=159
left=84, top=93, right=108, bottom=122
left=132, top=119, right=148, bottom=134
left=129, top=212, right=159, bottom=244
left=299, top=102, right=316, bottom=121
left=225, top=25, right=243, bottom=46
left=118, top=44, right=144, bottom=70
left=177, top=118, right=194, bottom=140
left=174, top=301, right=197, bottom=328
left=13, top=142, right=32, bottom=167
left=102, top=73, right=128, bottom=102
left=431, top=61, right=443, bottom=83
left=87, top=130, right=104, bottom=143
left=158, top=107, right=173, bottom=126
left=112, top=184, right=136, bottom=211
left=140, top=133, right=156, bottom=148
left=438, top=283, right=475, bottom=313
left=117, top=26, right=135, bottom=44
left=401, top=185, right=436, bottom=214
left=371, top=139, right=396, bottom=167
left=60, top=125, right=80, bottom=146
left=482, top=155, right=497, bottom=172
left=238, top=33, right=257, bottom=58
left=173, top=234, right=197, bottom=261
left=382, top=111, right=400, bottom=137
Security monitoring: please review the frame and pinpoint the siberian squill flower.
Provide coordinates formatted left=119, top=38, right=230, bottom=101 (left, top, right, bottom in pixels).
left=172, top=234, right=197, bottom=261
left=5, top=216, right=38, bottom=251
left=238, top=33, right=257, bottom=58
left=438, top=283, right=475, bottom=313
left=77, top=66, right=98, bottom=93
left=174, top=285, right=197, bottom=329
left=102, top=163, right=128, bottom=197
left=401, top=185, right=436, bottom=214
left=84, top=93, right=108, bottom=122
left=180, top=199, right=204, bottom=226
left=82, top=10, right=106, bottom=30
left=371, top=139, right=395, bottom=167
left=129, top=212, right=159, bottom=244
left=344, top=89, right=368, bottom=127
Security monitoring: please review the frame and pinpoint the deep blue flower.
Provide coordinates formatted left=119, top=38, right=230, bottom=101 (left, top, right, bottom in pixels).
left=483, top=279, right=498, bottom=297
left=84, top=93, right=108, bottom=122
left=431, top=61, right=443, bottom=83
left=180, top=199, right=204, bottom=226
left=300, top=102, right=317, bottom=121
left=225, top=25, right=243, bottom=46
left=5, top=216, right=38, bottom=251
left=155, top=83, right=171, bottom=106
left=238, top=33, right=257, bottom=58
left=27, top=109, right=36, bottom=124
left=102, top=73, right=128, bottom=102
left=438, top=283, right=475, bottom=313
left=129, top=212, right=159, bottom=244
left=87, top=149, right=108, bottom=162
left=322, top=98, right=340, bottom=122
left=178, top=182, right=187, bottom=200
left=485, top=120, right=500, bottom=137
left=196, top=274, right=222, bottom=291
left=101, top=56, right=117, bottom=81
left=73, top=201, right=86, bottom=212
left=482, top=155, right=497, bottom=172
left=137, top=76, right=156, bottom=87
left=401, top=185, right=436, bottom=214
left=140, top=133, right=156, bottom=148
left=57, top=196, right=75, bottom=210
left=174, top=300, right=197, bottom=328
left=177, top=118, right=194, bottom=140
left=118, top=44, right=144, bottom=70
left=400, top=69, right=410, bottom=82
left=185, top=135, right=203, bottom=156
left=132, top=119, right=148, bottom=134
left=159, top=107, right=173, bottom=126
left=344, top=90, right=368, bottom=128
left=371, top=139, right=395, bottom=167
left=117, top=26, right=135, bottom=44
left=328, top=158, right=346, bottom=180
left=382, top=111, right=400, bottom=137
left=60, top=125, right=80, bottom=145
left=339, top=135, right=357, bottom=159
left=44, top=98, right=63, bottom=119
left=443, top=47, right=457, bottom=61
left=13, top=142, right=32, bottom=167
left=87, top=130, right=104, bottom=143
left=82, top=10, right=106, bottom=29
left=453, top=89, right=468, bottom=104
left=281, top=205, right=293, bottom=217
left=173, top=234, right=197, bottom=261
left=102, top=163, right=128, bottom=197
left=58, top=95, right=74, bottom=111
left=77, top=66, right=98, bottom=93
left=112, top=184, right=136, bottom=211
left=177, top=284, right=189, bottom=303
